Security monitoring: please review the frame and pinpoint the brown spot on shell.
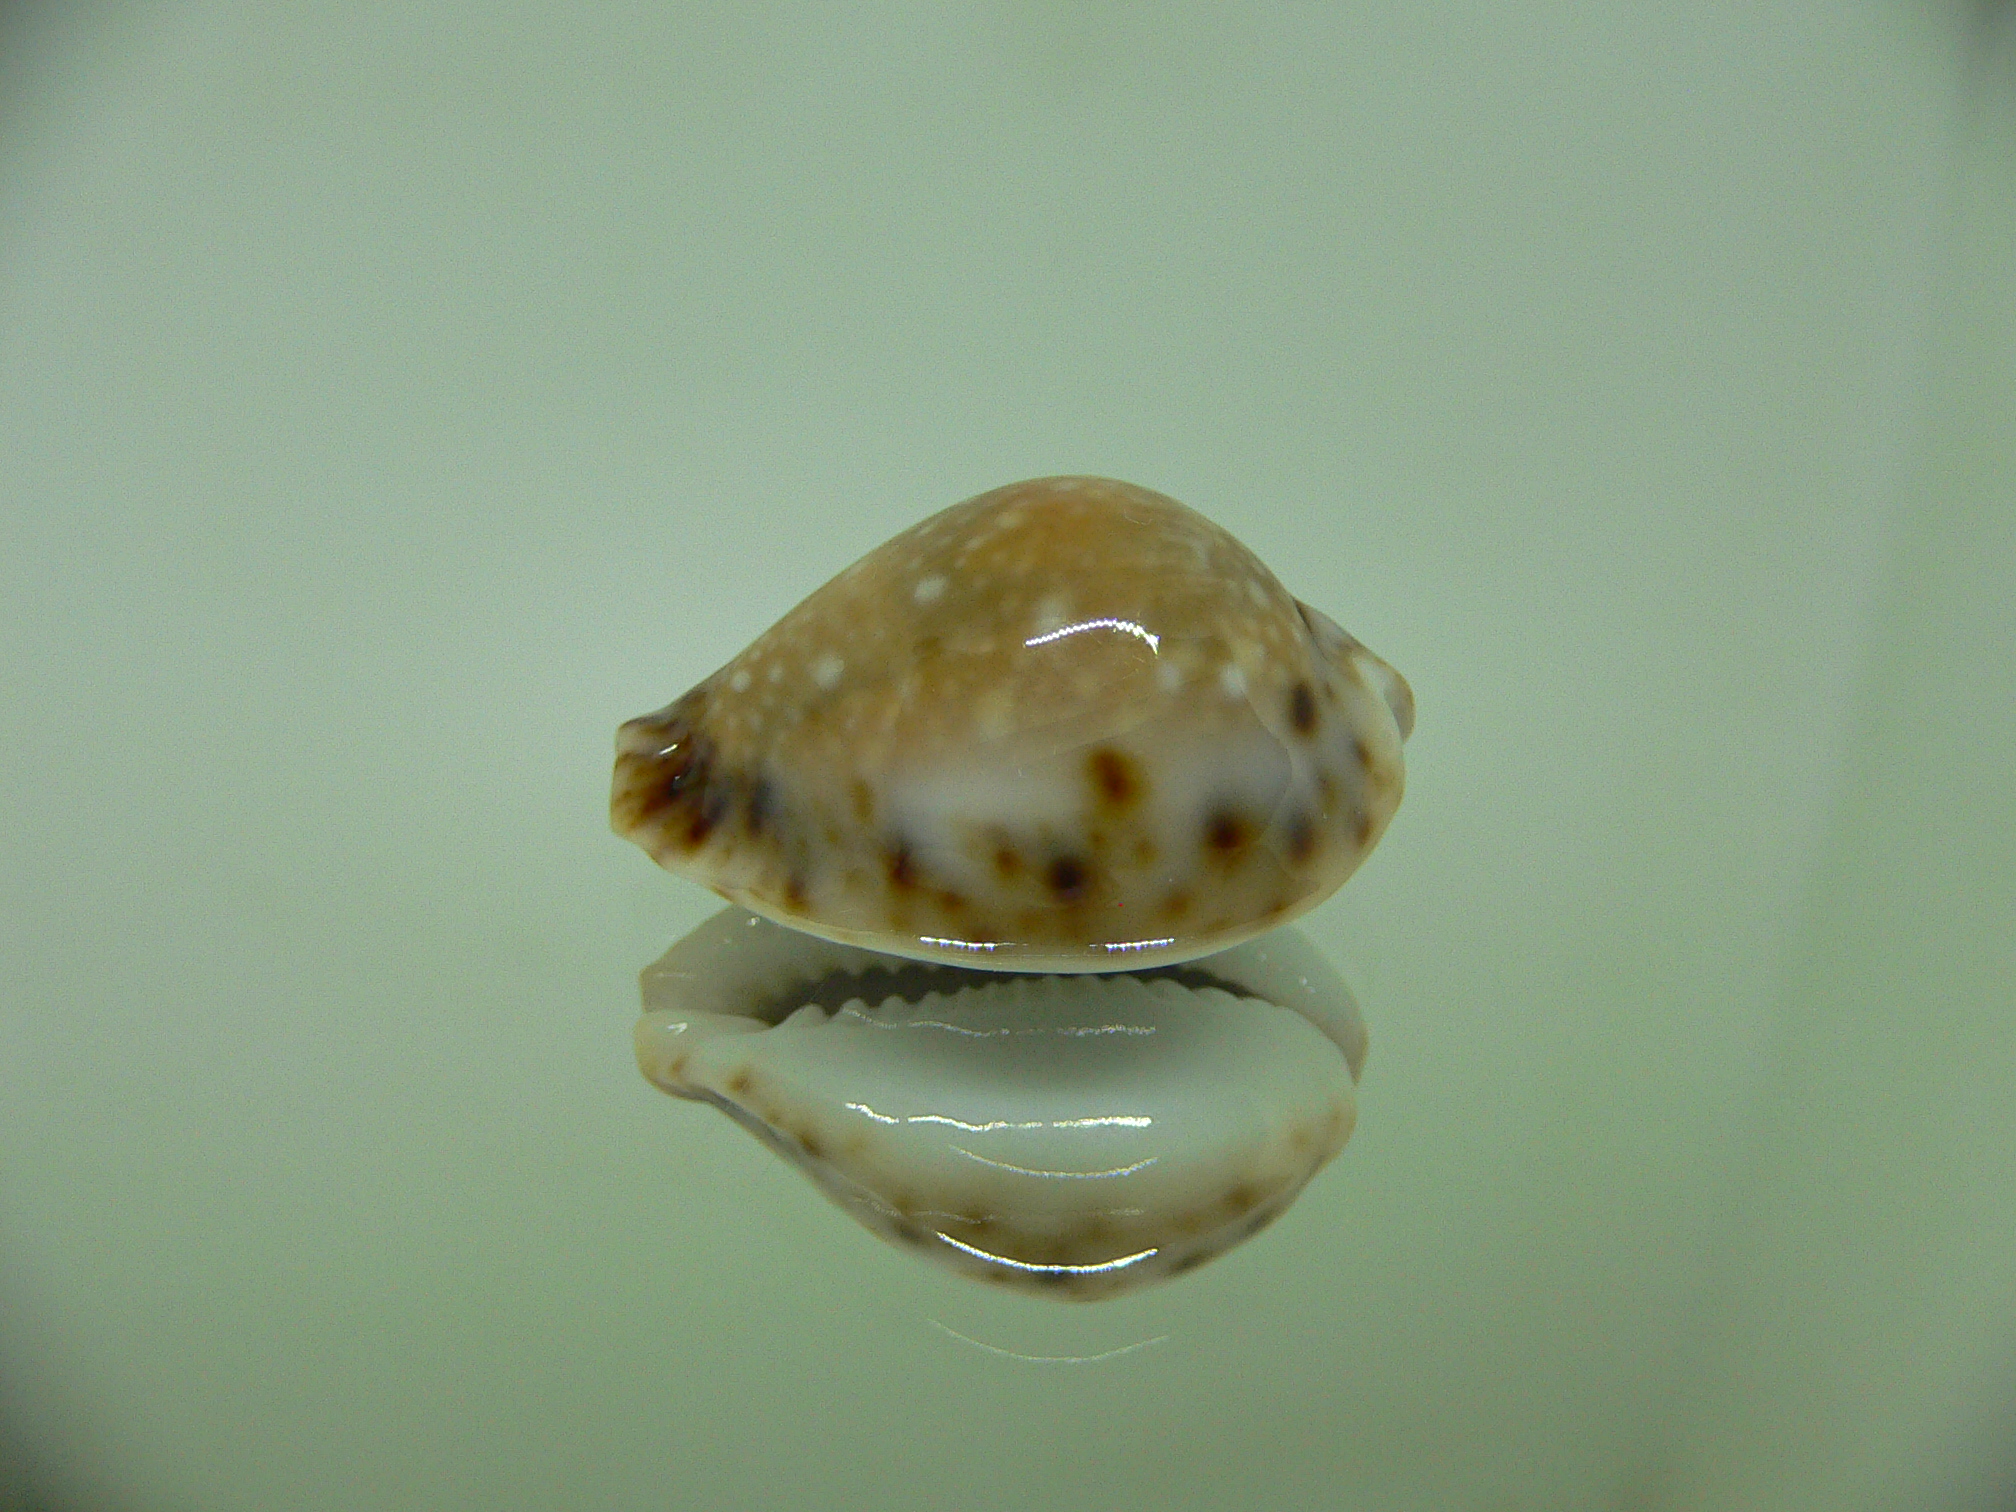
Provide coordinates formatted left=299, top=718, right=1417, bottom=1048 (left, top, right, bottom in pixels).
left=1046, top=855, right=1091, bottom=901
left=885, top=841, right=919, bottom=890
left=1204, top=807, right=1252, bottom=860
left=1160, top=887, right=1193, bottom=921
left=640, top=742, right=706, bottom=817
left=1289, top=681, right=1318, bottom=736
left=744, top=777, right=775, bottom=837
left=1085, top=746, right=1144, bottom=810
left=991, top=843, right=1023, bottom=881
left=1352, top=736, right=1374, bottom=771
left=1285, top=810, right=1318, bottom=865
left=685, top=783, right=730, bottom=846
left=1352, top=811, right=1375, bottom=848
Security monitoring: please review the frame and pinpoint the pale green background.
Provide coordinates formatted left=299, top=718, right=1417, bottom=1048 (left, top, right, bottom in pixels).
left=2, top=4, right=2012, bottom=1510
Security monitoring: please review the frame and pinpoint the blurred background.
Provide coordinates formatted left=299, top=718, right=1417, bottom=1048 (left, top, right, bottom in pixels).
left=2, top=3, right=2011, bottom=1508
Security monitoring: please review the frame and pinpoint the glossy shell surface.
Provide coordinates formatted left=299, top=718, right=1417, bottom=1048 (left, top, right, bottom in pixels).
left=613, top=476, right=1412, bottom=971
left=635, top=908, right=1366, bottom=1299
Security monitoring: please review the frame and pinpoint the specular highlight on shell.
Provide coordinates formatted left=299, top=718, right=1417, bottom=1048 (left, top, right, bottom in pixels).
left=612, top=477, right=1412, bottom=971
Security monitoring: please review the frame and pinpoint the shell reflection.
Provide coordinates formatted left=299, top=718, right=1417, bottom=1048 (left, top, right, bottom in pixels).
left=636, top=908, right=1366, bottom=1299
left=612, top=476, right=1412, bottom=971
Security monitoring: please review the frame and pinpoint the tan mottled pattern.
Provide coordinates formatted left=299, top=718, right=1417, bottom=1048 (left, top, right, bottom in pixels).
left=612, top=477, right=1411, bottom=970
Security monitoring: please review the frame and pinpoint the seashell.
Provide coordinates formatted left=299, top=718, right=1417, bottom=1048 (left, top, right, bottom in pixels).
left=612, top=476, right=1412, bottom=971
left=635, top=907, right=1367, bottom=1299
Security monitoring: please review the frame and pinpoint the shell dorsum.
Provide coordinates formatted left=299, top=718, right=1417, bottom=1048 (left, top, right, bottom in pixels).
left=612, top=476, right=1411, bottom=971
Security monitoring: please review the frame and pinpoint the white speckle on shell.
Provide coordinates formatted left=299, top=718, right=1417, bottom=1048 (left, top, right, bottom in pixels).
left=612, top=477, right=1412, bottom=972
left=634, top=907, right=1366, bottom=1300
